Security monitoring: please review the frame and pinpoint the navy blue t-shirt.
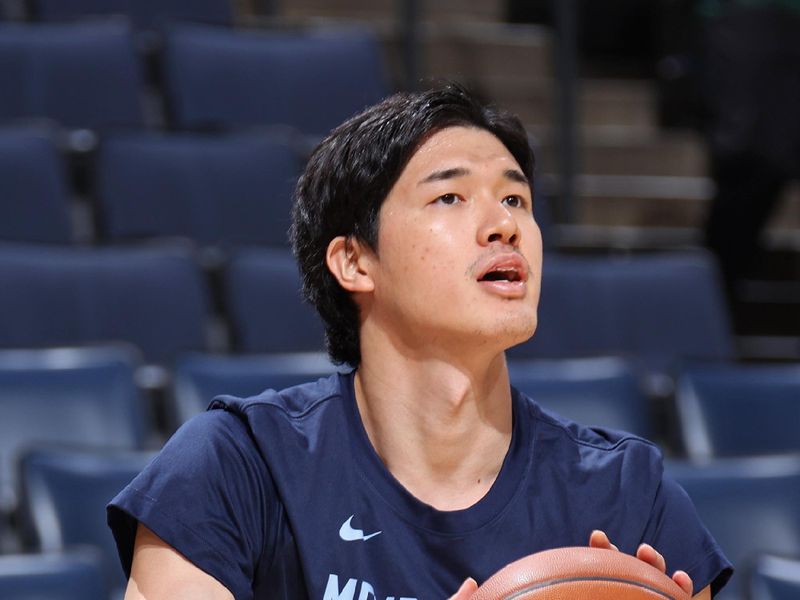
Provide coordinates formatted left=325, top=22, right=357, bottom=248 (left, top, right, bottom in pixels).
left=108, top=372, right=732, bottom=599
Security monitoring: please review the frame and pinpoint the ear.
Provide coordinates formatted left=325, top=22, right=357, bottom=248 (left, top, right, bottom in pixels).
left=325, top=236, right=375, bottom=293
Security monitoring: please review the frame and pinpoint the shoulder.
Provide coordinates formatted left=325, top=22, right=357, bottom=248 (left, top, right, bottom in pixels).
left=515, top=389, right=664, bottom=477
left=209, top=372, right=346, bottom=420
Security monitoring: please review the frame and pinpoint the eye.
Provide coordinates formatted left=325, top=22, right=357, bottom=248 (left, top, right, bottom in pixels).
left=502, top=195, right=525, bottom=208
left=434, top=193, right=460, bottom=205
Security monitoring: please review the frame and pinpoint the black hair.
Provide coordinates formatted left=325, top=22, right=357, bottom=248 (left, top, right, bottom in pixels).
left=290, top=83, right=535, bottom=366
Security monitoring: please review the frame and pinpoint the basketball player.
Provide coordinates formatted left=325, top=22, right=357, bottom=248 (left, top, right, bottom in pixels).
left=108, top=85, right=732, bottom=599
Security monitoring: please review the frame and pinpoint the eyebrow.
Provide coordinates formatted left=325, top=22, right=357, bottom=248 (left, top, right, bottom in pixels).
left=417, top=167, right=529, bottom=186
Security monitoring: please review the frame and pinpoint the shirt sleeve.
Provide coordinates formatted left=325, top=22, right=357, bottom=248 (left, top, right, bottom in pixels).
left=107, top=409, right=278, bottom=600
left=642, top=474, right=734, bottom=597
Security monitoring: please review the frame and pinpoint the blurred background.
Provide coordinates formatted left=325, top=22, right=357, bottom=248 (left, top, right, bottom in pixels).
left=0, top=0, right=798, bottom=599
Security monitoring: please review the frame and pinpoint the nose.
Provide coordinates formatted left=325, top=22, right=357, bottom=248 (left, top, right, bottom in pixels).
left=477, top=201, right=520, bottom=247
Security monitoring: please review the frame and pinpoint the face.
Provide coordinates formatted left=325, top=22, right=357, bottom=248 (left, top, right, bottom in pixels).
left=361, top=126, right=543, bottom=357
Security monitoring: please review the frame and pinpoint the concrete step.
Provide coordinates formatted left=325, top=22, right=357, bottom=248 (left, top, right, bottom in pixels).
left=419, top=22, right=553, bottom=83
left=539, top=130, right=708, bottom=178
left=542, top=177, right=800, bottom=231
left=577, top=130, right=707, bottom=177
left=509, top=79, right=658, bottom=131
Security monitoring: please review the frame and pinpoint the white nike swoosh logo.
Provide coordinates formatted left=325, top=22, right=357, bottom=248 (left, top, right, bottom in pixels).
left=339, top=515, right=382, bottom=542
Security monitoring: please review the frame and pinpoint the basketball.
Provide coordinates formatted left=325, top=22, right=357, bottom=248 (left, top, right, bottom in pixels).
left=470, top=547, right=690, bottom=600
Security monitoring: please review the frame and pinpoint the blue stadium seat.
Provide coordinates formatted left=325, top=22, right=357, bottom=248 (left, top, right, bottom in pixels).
left=171, top=352, right=338, bottom=424
left=675, top=363, right=800, bottom=460
left=667, top=455, right=800, bottom=600
left=225, top=248, right=326, bottom=354
left=0, top=552, right=107, bottom=600
left=0, top=346, right=148, bottom=516
left=0, top=21, right=145, bottom=130
left=510, top=252, right=735, bottom=372
left=508, top=357, right=651, bottom=438
left=164, top=24, right=389, bottom=136
left=31, top=0, right=233, bottom=29
left=0, top=126, right=72, bottom=244
left=17, top=447, right=154, bottom=598
left=751, top=554, right=800, bottom=600
left=95, top=132, right=301, bottom=248
left=0, top=244, right=210, bottom=363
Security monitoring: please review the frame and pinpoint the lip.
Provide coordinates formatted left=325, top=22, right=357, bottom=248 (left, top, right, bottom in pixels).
left=474, top=253, right=530, bottom=299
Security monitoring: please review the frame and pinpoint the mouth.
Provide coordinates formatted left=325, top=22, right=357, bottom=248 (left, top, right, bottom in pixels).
left=475, top=255, right=529, bottom=298
left=478, top=266, right=523, bottom=283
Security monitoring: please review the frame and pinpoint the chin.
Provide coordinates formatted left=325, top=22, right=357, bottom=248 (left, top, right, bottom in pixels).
left=482, top=311, right=538, bottom=350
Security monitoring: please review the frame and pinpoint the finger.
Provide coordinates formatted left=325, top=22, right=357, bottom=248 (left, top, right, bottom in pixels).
left=671, top=570, right=694, bottom=596
left=447, top=577, right=478, bottom=600
left=636, top=543, right=667, bottom=573
left=589, top=530, right=619, bottom=552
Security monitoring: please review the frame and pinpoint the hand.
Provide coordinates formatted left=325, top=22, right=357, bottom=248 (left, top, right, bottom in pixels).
left=589, top=530, right=693, bottom=596
left=447, top=577, right=478, bottom=600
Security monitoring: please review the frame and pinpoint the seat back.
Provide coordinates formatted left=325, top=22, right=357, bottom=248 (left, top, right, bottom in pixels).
left=165, top=24, right=389, bottom=136
left=172, top=352, right=337, bottom=424
left=0, top=552, right=107, bottom=600
left=508, top=357, right=651, bottom=438
left=96, top=132, right=301, bottom=247
left=667, top=455, right=800, bottom=600
left=18, top=447, right=155, bottom=597
left=750, top=554, right=800, bottom=600
left=511, top=252, right=735, bottom=371
left=225, top=248, right=326, bottom=354
left=0, top=21, right=144, bottom=130
left=0, top=127, right=72, bottom=244
left=676, top=363, right=800, bottom=460
left=32, top=0, right=233, bottom=29
left=0, top=244, right=210, bottom=363
left=0, top=346, right=147, bottom=514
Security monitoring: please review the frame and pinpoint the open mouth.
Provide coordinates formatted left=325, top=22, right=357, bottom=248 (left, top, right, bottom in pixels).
left=479, top=267, right=522, bottom=283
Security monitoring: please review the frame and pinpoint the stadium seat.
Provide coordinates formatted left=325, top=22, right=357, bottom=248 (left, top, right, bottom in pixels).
left=164, top=24, right=389, bottom=136
left=31, top=0, right=233, bottom=29
left=95, top=131, right=301, bottom=248
left=750, top=554, right=800, bottom=600
left=0, top=552, right=107, bottom=600
left=225, top=248, right=326, bottom=354
left=0, top=345, right=148, bottom=515
left=171, top=352, right=338, bottom=424
left=510, top=252, right=735, bottom=372
left=0, top=244, right=211, bottom=363
left=17, top=447, right=154, bottom=598
left=0, top=126, right=72, bottom=244
left=0, top=21, right=145, bottom=130
left=666, top=454, right=800, bottom=600
left=675, top=363, right=800, bottom=460
left=508, top=357, right=651, bottom=438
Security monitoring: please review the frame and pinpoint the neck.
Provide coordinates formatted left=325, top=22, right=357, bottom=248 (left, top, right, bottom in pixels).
left=354, top=346, right=514, bottom=511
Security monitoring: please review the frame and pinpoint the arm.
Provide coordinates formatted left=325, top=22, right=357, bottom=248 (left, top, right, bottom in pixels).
left=124, top=523, right=234, bottom=600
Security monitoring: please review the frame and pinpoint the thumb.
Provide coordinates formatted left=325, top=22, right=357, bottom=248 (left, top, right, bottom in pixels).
left=448, top=577, right=478, bottom=600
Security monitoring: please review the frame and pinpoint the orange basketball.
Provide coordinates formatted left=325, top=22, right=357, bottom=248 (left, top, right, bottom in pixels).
left=470, top=547, right=690, bottom=600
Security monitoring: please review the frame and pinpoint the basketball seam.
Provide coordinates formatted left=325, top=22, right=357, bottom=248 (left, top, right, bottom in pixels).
left=505, top=576, right=678, bottom=600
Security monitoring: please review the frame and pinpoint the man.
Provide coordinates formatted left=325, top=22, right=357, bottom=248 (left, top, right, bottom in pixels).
left=108, top=85, right=732, bottom=599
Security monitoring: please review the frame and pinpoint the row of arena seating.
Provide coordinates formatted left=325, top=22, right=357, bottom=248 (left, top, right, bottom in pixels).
left=1, top=360, right=799, bottom=599
left=0, top=19, right=388, bottom=137
left=1, top=126, right=303, bottom=247
left=1, top=0, right=234, bottom=28
left=4, top=345, right=798, bottom=512
left=0, top=244, right=734, bottom=369
left=0, top=244, right=325, bottom=363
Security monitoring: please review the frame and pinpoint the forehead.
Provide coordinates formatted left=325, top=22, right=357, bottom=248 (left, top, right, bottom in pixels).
left=400, top=126, right=521, bottom=180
